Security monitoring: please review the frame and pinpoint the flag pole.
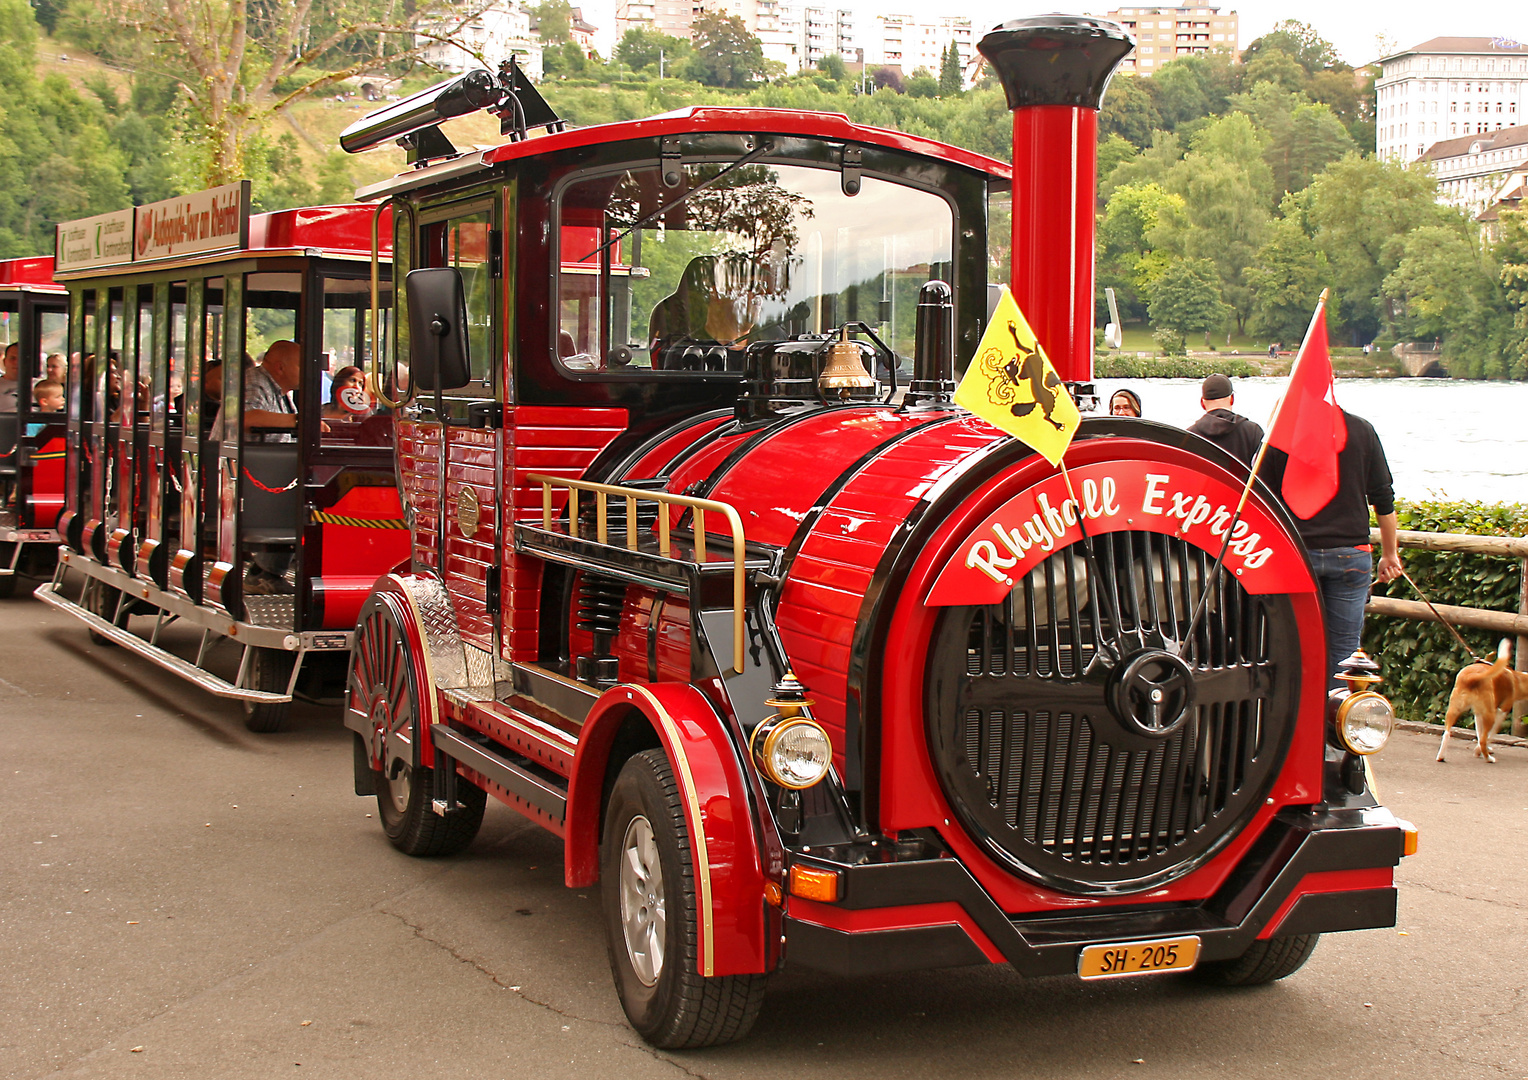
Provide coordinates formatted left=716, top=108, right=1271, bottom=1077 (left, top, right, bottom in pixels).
left=1175, top=288, right=1330, bottom=659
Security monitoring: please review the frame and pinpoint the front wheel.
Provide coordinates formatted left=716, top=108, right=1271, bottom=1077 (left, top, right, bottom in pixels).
left=1192, top=934, right=1320, bottom=986
left=601, top=749, right=766, bottom=1048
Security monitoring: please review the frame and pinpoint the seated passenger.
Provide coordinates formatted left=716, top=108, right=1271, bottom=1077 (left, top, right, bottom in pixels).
left=647, top=255, right=756, bottom=370
left=0, top=343, right=19, bottom=411
left=45, top=353, right=67, bottom=384
left=32, top=380, right=63, bottom=413
left=322, top=365, right=374, bottom=421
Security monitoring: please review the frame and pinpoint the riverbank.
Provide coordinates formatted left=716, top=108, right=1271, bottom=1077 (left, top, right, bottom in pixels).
left=1096, top=350, right=1404, bottom=379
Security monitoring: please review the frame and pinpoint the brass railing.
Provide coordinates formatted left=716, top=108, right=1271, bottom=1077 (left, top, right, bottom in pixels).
left=527, top=473, right=748, bottom=674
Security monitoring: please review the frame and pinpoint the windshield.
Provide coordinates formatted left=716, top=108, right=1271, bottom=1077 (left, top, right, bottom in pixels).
left=555, top=159, right=955, bottom=375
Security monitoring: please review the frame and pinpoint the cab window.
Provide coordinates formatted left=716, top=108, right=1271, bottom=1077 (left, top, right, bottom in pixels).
left=554, top=160, right=955, bottom=375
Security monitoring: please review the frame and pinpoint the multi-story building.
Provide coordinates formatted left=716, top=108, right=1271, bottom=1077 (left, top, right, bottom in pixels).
left=1105, top=6, right=1238, bottom=75
left=1420, top=124, right=1528, bottom=214
left=862, top=14, right=973, bottom=79
left=421, top=0, right=543, bottom=79
left=798, top=6, right=855, bottom=70
left=1376, top=37, right=1528, bottom=163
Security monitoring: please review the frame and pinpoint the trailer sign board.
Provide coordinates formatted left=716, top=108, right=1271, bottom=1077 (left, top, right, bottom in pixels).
left=54, top=208, right=135, bottom=272
left=54, top=181, right=251, bottom=274
left=135, top=181, right=250, bottom=262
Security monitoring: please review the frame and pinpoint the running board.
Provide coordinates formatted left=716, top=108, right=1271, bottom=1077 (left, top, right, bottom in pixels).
left=34, top=581, right=290, bottom=704
left=431, top=723, right=568, bottom=824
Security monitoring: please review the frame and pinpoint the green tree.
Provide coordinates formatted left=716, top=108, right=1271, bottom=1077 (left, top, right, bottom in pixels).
left=817, top=54, right=846, bottom=81
left=615, top=26, right=689, bottom=73
left=906, top=68, right=937, bottom=98
left=1383, top=223, right=1514, bottom=376
left=1101, top=129, right=1183, bottom=198
left=1241, top=49, right=1307, bottom=94
left=1301, top=154, right=1454, bottom=342
left=1147, top=256, right=1230, bottom=336
left=1098, top=72, right=1160, bottom=147
left=1152, top=61, right=1210, bottom=130
left=1242, top=21, right=1340, bottom=74
left=530, top=0, right=574, bottom=44
left=1230, top=82, right=1355, bottom=198
left=1096, top=133, right=1137, bottom=189
left=939, top=41, right=963, bottom=97
left=0, top=0, right=128, bottom=255
left=685, top=10, right=767, bottom=88
left=1097, top=182, right=1187, bottom=319
left=1246, top=219, right=1332, bottom=341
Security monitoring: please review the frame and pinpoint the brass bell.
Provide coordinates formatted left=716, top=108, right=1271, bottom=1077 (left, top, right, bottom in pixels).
left=817, top=326, right=876, bottom=393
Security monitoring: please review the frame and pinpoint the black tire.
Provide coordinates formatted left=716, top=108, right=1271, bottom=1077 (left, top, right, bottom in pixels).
left=0, top=574, right=15, bottom=599
left=601, top=748, right=767, bottom=1049
left=1192, top=934, right=1320, bottom=987
left=243, top=647, right=295, bottom=733
left=376, top=757, right=486, bottom=857
left=83, top=580, right=122, bottom=646
left=351, top=596, right=484, bottom=857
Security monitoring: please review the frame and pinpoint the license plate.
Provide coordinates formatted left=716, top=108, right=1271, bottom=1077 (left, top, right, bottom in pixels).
left=1077, top=935, right=1201, bottom=980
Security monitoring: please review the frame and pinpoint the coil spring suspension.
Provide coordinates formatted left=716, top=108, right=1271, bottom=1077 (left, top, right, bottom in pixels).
left=575, top=572, right=626, bottom=686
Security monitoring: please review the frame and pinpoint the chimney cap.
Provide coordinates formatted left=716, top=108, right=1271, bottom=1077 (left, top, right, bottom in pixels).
left=978, top=16, right=1134, bottom=112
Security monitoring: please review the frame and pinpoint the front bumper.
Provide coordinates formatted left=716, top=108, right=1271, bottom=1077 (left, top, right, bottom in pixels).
left=783, top=805, right=1404, bottom=977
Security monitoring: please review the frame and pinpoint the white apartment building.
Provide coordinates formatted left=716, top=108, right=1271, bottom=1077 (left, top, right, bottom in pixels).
left=614, top=0, right=800, bottom=73
left=1106, top=6, right=1238, bottom=75
left=862, top=14, right=973, bottom=79
left=421, top=1, right=543, bottom=79
left=1420, top=124, right=1528, bottom=213
left=799, top=6, right=855, bottom=69
left=1376, top=37, right=1528, bottom=163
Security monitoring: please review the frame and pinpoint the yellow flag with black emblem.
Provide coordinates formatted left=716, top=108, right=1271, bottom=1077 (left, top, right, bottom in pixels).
left=954, top=286, right=1081, bottom=466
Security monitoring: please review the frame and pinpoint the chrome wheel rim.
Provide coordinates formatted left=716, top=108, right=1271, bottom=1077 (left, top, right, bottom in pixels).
left=619, top=815, right=665, bottom=987
left=385, top=762, right=412, bottom=817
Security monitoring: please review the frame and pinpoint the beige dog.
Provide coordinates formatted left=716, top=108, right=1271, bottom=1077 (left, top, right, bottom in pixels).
left=1437, top=639, right=1528, bottom=764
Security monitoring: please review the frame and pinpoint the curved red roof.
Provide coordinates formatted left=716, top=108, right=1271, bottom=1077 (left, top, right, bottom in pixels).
left=0, top=256, right=64, bottom=292
left=247, top=204, right=394, bottom=258
left=481, top=107, right=1012, bottom=180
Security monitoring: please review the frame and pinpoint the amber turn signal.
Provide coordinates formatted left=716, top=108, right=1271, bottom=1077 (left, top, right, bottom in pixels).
left=788, top=865, right=841, bottom=903
left=1398, top=818, right=1419, bottom=857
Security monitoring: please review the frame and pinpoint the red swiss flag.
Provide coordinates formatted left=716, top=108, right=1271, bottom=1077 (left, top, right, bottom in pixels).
left=1267, top=302, right=1347, bottom=518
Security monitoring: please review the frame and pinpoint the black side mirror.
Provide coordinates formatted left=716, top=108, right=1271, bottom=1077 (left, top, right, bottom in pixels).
left=406, top=267, right=472, bottom=391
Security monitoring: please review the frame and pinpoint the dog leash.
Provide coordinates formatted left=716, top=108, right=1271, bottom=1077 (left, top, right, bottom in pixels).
left=1397, top=568, right=1491, bottom=664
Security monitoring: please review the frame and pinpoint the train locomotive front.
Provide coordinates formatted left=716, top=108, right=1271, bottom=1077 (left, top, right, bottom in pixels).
left=341, top=16, right=1410, bottom=1049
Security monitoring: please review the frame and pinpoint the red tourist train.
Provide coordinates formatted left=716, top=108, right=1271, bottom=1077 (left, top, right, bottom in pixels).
left=328, top=18, right=1413, bottom=1048
left=39, top=186, right=403, bottom=730
left=0, top=256, right=68, bottom=595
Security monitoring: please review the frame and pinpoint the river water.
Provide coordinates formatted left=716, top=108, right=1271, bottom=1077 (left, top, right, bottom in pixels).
left=1104, top=377, right=1528, bottom=505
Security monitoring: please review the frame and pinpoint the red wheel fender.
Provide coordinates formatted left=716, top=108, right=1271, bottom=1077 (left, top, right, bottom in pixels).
left=566, top=682, right=769, bottom=978
left=357, top=573, right=444, bottom=769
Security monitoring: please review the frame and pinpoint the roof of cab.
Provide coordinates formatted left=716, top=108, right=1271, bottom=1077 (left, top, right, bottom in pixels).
left=357, top=106, right=1010, bottom=201
left=482, top=107, right=1011, bottom=179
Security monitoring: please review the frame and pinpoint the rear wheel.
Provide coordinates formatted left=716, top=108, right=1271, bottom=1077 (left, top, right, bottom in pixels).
left=352, top=596, right=484, bottom=856
left=83, top=580, right=122, bottom=646
left=601, top=749, right=766, bottom=1048
left=1192, top=934, right=1320, bottom=986
left=242, top=647, right=295, bottom=733
left=0, top=574, right=15, bottom=600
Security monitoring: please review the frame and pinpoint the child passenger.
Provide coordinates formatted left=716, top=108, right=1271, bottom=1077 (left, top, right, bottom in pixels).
left=32, top=379, right=64, bottom=413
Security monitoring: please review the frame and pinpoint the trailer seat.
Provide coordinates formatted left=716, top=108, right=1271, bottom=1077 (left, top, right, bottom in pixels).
left=240, top=443, right=301, bottom=547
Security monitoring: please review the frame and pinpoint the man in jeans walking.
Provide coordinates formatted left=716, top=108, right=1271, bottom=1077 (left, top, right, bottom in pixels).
left=1269, top=409, right=1403, bottom=685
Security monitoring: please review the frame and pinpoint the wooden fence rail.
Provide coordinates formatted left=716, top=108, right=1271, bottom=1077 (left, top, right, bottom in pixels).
left=1366, top=526, right=1528, bottom=735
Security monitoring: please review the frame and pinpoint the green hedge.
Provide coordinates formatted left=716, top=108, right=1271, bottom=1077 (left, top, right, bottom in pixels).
left=1093, top=356, right=1261, bottom=378
left=1366, top=500, right=1528, bottom=725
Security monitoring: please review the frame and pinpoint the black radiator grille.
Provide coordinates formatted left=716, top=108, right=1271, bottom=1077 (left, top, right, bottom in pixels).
left=927, top=530, right=1299, bottom=893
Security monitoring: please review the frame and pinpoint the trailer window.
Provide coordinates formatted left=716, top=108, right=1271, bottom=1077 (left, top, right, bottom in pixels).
left=554, top=161, right=954, bottom=375
left=319, top=275, right=393, bottom=447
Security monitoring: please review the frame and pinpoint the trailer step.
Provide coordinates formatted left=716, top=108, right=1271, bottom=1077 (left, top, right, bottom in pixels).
left=34, top=581, right=291, bottom=704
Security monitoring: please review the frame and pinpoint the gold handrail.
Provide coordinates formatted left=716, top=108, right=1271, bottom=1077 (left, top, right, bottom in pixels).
left=369, top=197, right=408, bottom=411
left=527, top=473, right=748, bottom=674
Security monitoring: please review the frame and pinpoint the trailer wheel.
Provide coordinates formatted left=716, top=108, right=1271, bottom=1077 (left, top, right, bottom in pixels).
left=242, top=647, right=295, bottom=733
left=352, top=597, right=484, bottom=856
left=1192, top=934, right=1320, bottom=987
left=0, top=574, right=15, bottom=600
left=601, top=748, right=766, bottom=1048
left=83, top=581, right=121, bottom=646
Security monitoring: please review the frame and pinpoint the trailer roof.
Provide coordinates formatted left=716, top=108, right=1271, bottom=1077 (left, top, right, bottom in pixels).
left=0, top=256, right=65, bottom=294
left=357, top=107, right=1011, bottom=201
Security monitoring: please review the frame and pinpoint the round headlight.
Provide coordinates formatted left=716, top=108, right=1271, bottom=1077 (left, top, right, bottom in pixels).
left=1336, top=691, right=1394, bottom=755
left=759, top=718, right=832, bottom=789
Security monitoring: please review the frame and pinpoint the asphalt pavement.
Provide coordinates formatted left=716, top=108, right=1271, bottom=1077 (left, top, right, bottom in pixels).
left=2, top=584, right=1525, bottom=1080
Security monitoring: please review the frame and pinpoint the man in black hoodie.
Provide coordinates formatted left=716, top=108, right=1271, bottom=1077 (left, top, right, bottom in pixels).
left=1187, top=373, right=1262, bottom=466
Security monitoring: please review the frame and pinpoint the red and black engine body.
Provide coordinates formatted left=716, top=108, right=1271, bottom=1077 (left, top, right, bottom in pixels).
left=344, top=15, right=1405, bottom=1011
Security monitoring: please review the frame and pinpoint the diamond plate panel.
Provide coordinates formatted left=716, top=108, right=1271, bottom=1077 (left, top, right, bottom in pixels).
left=402, top=575, right=471, bottom=690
